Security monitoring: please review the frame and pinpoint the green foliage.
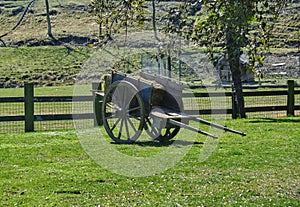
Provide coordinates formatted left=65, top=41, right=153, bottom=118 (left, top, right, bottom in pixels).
left=89, top=0, right=147, bottom=40
left=164, top=0, right=288, bottom=118
left=187, top=0, right=287, bottom=68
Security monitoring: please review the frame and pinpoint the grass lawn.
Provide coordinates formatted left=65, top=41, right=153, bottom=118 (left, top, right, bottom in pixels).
left=0, top=117, right=299, bottom=206
left=0, top=46, right=91, bottom=88
left=0, top=84, right=92, bottom=97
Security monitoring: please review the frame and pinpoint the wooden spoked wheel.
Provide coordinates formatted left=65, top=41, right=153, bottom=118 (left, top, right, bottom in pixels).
left=145, top=108, right=180, bottom=142
left=102, top=81, right=145, bottom=144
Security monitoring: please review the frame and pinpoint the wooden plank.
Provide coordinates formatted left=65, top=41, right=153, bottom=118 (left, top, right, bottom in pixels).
left=183, top=92, right=232, bottom=98
left=35, top=113, right=94, bottom=121
left=189, top=84, right=300, bottom=90
left=34, top=96, right=93, bottom=102
left=24, top=83, right=34, bottom=132
left=95, top=92, right=105, bottom=97
left=0, top=116, right=24, bottom=122
left=93, top=83, right=104, bottom=126
left=168, top=119, right=218, bottom=139
left=243, top=91, right=287, bottom=97
left=0, top=97, right=24, bottom=102
left=185, top=105, right=290, bottom=115
left=245, top=106, right=287, bottom=112
left=272, top=63, right=286, bottom=67
left=287, top=80, right=295, bottom=116
left=184, top=90, right=289, bottom=98
left=0, top=96, right=95, bottom=103
left=185, top=109, right=232, bottom=115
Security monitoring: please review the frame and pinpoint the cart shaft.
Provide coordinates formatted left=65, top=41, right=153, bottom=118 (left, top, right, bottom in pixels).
left=168, top=119, right=218, bottom=139
left=188, top=116, right=246, bottom=136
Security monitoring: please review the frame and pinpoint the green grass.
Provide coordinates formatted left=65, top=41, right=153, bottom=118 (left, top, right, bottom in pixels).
left=0, top=46, right=91, bottom=88
left=0, top=84, right=92, bottom=97
left=0, top=117, right=299, bottom=206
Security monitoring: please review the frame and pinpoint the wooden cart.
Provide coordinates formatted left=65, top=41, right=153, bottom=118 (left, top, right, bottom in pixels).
left=97, top=71, right=246, bottom=144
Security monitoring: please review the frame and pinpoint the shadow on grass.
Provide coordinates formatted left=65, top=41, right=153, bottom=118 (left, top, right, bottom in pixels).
left=111, top=140, right=204, bottom=147
left=54, top=190, right=82, bottom=195
left=14, top=35, right=95, bottom=47
left=246, top=117, right=300, bottom=123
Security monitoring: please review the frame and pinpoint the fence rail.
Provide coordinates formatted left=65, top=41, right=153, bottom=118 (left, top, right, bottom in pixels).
left=183, top=80, right=299, bottom=118
left=0, top=81, right=299, bottom=133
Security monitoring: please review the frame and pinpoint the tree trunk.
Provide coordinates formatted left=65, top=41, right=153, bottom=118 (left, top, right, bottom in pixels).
left=226, top=30, right=246, bottom=118
left=152, top=0, right=159, bottom=42
left=45, top=0, right=53, bottom=39
left=231, top=62, right=246, bottom=118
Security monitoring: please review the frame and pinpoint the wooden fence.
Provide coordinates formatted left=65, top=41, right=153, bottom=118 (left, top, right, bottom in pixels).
left=0, top=81, right=299, bottom=133
left=0, top=83, right=95, bottom=133
left=184, top=80, right=300, bottom=118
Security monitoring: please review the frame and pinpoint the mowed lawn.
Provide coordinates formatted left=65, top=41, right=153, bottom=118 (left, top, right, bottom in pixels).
left=0, top=118, right=299, bottom=206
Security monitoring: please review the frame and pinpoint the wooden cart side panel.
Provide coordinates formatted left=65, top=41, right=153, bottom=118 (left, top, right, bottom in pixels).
left=140, top=72, right=184, bottom=111
left=124, top=76, right=153, bottom=114
left=112, top=72, right=126, bottom=83
left=110, top=72, right=153, bottom=114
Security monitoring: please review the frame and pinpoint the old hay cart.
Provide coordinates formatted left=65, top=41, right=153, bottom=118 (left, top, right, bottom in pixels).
left=95, top=71, right=246, bottom=144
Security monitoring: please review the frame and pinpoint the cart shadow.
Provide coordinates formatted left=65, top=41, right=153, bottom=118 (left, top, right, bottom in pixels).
left=130, top=140, right=204, bottom=147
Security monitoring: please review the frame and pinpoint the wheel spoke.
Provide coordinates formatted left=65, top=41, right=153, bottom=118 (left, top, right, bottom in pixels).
left=118, top=118, right=124, bottom=139
left=112, top=88, right=123, bottom=108
left=145, top=117, right=159, bottom=137
left=145, top=113, right=180, bottom=141
left=106, top=102, right=121, bottom=111
left=149, top=123, right=159, bottom=135
left=122, top=86, right=127, bottom=108
left=127, top=106, right=141, bottom=113
left=164, top=128, right=170, bottom=137
left=103, top=81, right=144, bottom=143
left=104, top=112, right=117, bottom=119
left=151, top=127, right=160, bottom=136
left=110, top=116, right=122, bottom=132
left=124, top=96, right=134, bottom=110
left=126, top=116, right=138, bottom=134
left=124, top=117, right=131, bottom=140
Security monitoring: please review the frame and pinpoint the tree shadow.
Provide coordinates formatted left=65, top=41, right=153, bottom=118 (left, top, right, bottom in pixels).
left=246, top=117, right=300, bottom=124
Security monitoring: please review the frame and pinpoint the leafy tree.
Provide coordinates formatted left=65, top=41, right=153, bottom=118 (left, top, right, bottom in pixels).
left=89, top=0, right=146, bottom=42
left=89, top=0, right=288, bottom=118
left=178, top=0, right=287, bottom=118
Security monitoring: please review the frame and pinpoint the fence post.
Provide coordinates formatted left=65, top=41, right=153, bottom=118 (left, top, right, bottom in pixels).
left=92, top=82, right=103, bottom=126
left=231, top=90, right=238, bottom=119
left=287, top=80, right=295, bottom=116
left=24, top=83, right=34, bottom=132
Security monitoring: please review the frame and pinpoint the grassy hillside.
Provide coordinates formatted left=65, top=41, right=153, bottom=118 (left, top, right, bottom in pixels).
left=0, top=0, right=95, bottom=46
left=0, top=46, right=90, bottom=88
left=271, top=0, right=300, bottom=48
left=0, top=0, right=299, bottom=48
left=0, top=1, right=299, bottom=88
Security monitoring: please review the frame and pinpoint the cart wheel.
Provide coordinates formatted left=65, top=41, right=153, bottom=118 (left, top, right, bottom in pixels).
left=102, top=81, right=145, bottom=144
left=145, top=108, right=180, bottom=142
